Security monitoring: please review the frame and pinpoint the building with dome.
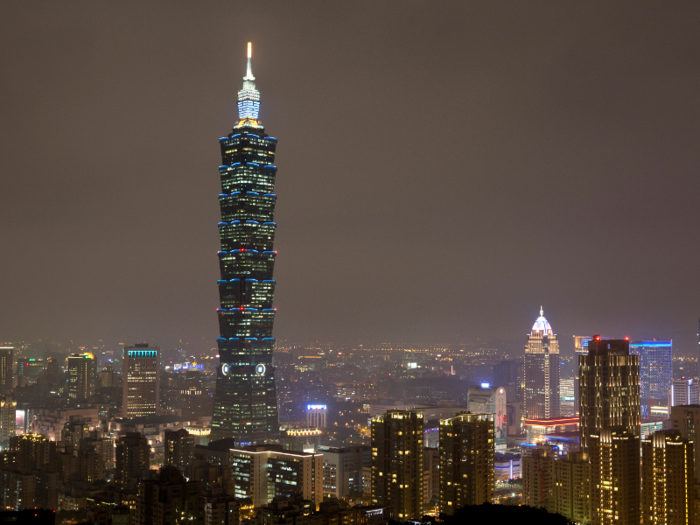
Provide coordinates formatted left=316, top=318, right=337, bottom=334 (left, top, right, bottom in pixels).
left=524, top=307, right=560, bottom=419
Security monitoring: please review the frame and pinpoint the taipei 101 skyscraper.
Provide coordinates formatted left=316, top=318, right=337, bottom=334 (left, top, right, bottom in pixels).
left=210, top=43, right=280, bottom=444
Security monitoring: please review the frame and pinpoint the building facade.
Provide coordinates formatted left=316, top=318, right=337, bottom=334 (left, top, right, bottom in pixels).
left=467, top=385, right=507, bottom=450
left=228, top=446, right=323, bottom=509
left=522, top=448, right=551, bottom=509
left=0, top=396, right=16, bottom=447
left=0, top=347, right=13, bottom=393
left=578, top=338, right=641, bottom=453
left=210, top=43, right=280, bottom=445
left=669, top=404, right=700, bottom=484
left=629, top=340, right=672, bottom=415
left=524, top=308, right=560, bottom=419
left=306, top=405, right=328, bottom=429
left=319, top=446, right=370, bottom=499
left=670, top=379, right=699, bottom=407
left=115, top=432, right=150, bottom=489
left=438, top=412, right=494, bottom=516
left=641, top=430, right=694, bottom=525
left=589, top=427, right=640, bottom=525
left=551, top=452, right=590, bottom=524
left=122, top=344, right=160, bottom=418
left=67, top=353, right=96, bottom=402
left=371, top=410, right=424, bottom=521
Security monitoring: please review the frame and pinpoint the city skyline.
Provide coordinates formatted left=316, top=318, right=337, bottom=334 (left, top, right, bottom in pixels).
left=2, top=4, right=700, bottom=352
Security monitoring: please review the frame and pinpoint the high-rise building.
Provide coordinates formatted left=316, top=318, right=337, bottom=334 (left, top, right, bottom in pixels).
left=493, top=359, right=523, bottom=403
left=524, top=307, right=560, bottom=419
left=319, top=445, right=370, bottom=499
left=0, top=346, right=13, bottom=393
left=573, top=336, right=592, bottom=417
left=210, top=43, right=280, bottom=445
left=466, top=385, right=506, bottom=450
left=629, top=340, right=672, bottom=415
left=164, top=428, right=195, bottom=469
left=228, top=446, right=323, bottom=509
left=550, top=452, right=590, bottom=524
left=122, top=344, right=160, bottom=418
left=371, top=410, right=424, bottom=520
left=306, top=404, right=328, bottom=429
left=0, top=396, right=16, bottom=447
left=589, top=427, right=640, bottom=525
left=438, top=412, right=494, bottom=516
left=522, top=448, right=551, bottom=509
left=579, top=337, right=641, bottom=453
left=641, top=430, right=694, bottom=525
left=670, top=405, right=700, bottom=483
left=670, top=379, right=700, bottom=407
left=67, top=352, right=96, bottom=401
left=115, top=432, right=150, bottom=489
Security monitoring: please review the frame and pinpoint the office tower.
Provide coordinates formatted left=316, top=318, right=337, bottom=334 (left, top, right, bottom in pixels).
left=137, top=466, right=201, bottom=524
left=670, top=379, right=700, bottom=407
left=319, top=445, right=371, bottom=499
left=641, top=430, right=694, bottom=525
left=306, top=404, right=328, bottom=429
left=228, top=446, right=324, bottom=508
left=524, top=307, right=560, bottom=419
left=551, top=452, right=590, bottom=524
left=0, top=346, right=12, bottom=393
left=438, top=413, right=494, bottom=516
left=115, top=432, right=150, bottom=488
left=371, top=410, right=424, bottom=520
left=493, top=359, right=523, bottom=403
left=573, top=336, right=592, bottom=416
left=164, top=428, right=195, bottom=469
left=579, top=337, right=641, bottom=453
left=67, top=352, right=96, bottom=401
left=466, top=385, right=507, bottom=450
left=629, top=340, right=672, bottom=415
left=670, top=405, right=700, bottom=483
left=122, top=344, right=160, bottom=418
left=559, top=378, right=575, bottom=416
left=210, top=43, right=280, bottom=445
left=0, top=396, right=16, bottom=447
left=522, top=448, right=551, bottom=509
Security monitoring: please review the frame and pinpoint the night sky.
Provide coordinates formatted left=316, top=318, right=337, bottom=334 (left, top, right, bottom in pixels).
left=2, top=2, right=700, bottom=353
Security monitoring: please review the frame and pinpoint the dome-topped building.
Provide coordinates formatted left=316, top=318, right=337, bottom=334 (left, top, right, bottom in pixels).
left=531, top=307, right=553, bottom=335
left=524, top=306, right=560, bottom=419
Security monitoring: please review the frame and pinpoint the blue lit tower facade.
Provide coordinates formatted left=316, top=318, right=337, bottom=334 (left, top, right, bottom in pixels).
left=629, top=340, right=672, bottom=417
left=210, top=43, right=280, bottom=444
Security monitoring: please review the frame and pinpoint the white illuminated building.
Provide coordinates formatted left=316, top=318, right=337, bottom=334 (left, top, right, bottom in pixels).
left=306, top=404, right=328, bottom=428
left=524, top=307, right=560, bottom=419
left=670, top=379, right=700, bottom=407
left=467, top=384, right=507, bottom=450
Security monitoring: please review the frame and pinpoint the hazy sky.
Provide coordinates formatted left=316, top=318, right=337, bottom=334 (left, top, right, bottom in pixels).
left=2, top=2, right=700, bottom=353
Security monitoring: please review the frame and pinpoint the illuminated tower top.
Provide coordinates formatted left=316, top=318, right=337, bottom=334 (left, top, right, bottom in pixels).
left=236, top=42, right=261, bottom=128
left=531, top=306, right=553, bottom=335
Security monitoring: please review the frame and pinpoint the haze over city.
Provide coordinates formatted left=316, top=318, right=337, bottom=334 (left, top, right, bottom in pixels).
left=2, top=3, right=700, bottom=353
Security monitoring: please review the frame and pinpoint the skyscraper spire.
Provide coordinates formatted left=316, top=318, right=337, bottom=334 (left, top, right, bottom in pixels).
left=245, top=42, right=254, bottom=81
left=237, top=42, right=261, bottom=126
left=540, top=306, right=543, bottom=317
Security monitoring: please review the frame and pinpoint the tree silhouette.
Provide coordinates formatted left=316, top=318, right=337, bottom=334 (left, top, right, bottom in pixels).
left=440, top=503, right=574, bottom=525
